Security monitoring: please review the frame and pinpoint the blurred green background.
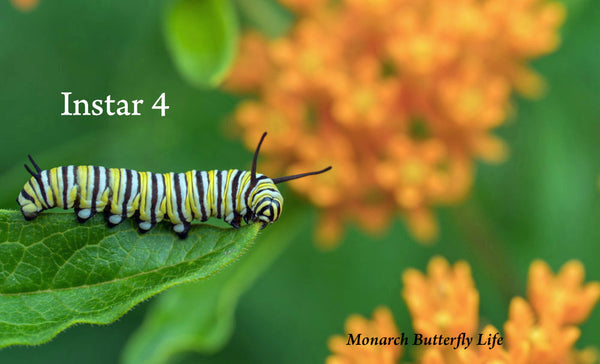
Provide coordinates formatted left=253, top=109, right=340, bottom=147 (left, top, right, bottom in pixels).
left=0, top=0, right=599, bottom=363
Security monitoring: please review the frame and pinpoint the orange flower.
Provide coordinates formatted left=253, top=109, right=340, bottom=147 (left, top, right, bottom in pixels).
left=502, top=261, right=600, bottom=364
left=504, top=297, right=580, bottom=363
left=225, top=0, right=565, bottom=246
left=527, top=260, right=600, bottom=326
left=326, top=307, right=403, bottom=364
left=11, top=0, right=39, bottom=11
left=223, top=32, right=273, bottom=93
left=402, top=257, right=479, bottom=338
left=328, top=258, right=599, bottom=363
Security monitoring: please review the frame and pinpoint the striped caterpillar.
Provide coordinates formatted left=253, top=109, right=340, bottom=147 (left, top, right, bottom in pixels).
left=17, top=133, right=331, bottom=239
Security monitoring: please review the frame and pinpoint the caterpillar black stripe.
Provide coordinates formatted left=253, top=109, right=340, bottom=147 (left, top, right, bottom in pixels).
left=17, top=133, right=331, bottom=239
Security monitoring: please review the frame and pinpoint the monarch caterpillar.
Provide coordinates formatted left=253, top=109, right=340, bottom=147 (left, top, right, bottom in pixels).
left=17, top=132, right=331, bottom=239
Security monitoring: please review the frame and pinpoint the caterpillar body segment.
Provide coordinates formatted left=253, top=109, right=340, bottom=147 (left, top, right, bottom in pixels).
left=17, top=133, right=331, bottom=239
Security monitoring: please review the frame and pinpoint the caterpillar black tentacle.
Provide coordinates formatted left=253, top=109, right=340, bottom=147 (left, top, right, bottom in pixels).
left=17, top=132, right=332, bottom=239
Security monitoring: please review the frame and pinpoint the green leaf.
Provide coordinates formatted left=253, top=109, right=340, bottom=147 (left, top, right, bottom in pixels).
left=164, top=0, right=239, bottom=87
left=0, top=209, right=259, bottom=348
left=121, top=207, right=309, bottom=364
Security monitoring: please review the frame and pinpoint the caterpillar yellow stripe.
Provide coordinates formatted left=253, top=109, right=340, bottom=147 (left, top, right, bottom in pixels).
left=17, top=133, right=331, bottom=239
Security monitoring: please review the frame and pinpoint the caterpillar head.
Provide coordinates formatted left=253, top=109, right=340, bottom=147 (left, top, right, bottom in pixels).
left=248, top=176, right=284, bottom=228
left=248, top=132, right=331, bottom=229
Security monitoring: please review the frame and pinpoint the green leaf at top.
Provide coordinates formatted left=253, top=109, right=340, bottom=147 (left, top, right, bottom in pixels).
left=164, top=0, right=239, bottom=87
left=0, top=209, right=259, bottom=348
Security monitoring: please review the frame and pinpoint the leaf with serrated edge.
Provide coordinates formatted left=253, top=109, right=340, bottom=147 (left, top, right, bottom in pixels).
left=0, top=209, right=259, bottom=348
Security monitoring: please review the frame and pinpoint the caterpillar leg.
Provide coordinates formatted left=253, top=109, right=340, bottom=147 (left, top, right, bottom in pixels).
left=137, top=220, right=155, bottom=234
left=106, top=214, right=124, bottom=228
left=172, top=222, right=190, bottom=239
left=75, top=208, right=96, bottom=223
left=227, top=213, right=242, bottom=229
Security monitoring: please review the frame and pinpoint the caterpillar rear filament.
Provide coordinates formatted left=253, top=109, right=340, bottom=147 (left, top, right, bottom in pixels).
left=17, top=132, right=331, bottom=239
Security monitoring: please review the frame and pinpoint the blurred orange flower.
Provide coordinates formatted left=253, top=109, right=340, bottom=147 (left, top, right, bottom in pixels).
left=327, top=307, right=402, bottom=364
left=402, top=257, right=479, bottom=338
left=327, top=257, right=599, bottom=364
left=11, top=0, right=39, bottom=11
left=225, top=0, right=565, bottom=247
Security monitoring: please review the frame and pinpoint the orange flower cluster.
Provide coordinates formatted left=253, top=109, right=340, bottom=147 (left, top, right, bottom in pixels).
left=327, top=257, right=600, bottom=364
left=402, top=257, right=479, bottom=339
left=327, top=307, right=402, bottom=364
left=225, top=0, right=565, bottom=247
left=11, top=0, right=39, bottom=11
